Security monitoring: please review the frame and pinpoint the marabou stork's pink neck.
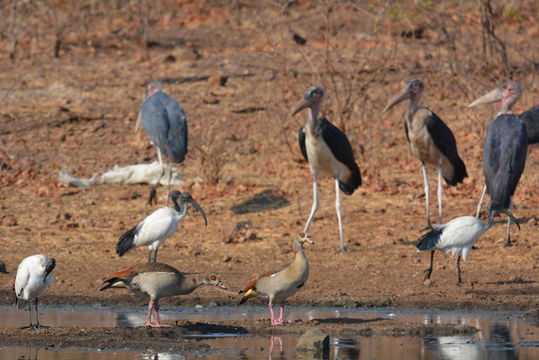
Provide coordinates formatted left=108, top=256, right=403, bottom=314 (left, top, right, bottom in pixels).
left=308, top=102, right=322, bottom=123
left=499, top=96, right=517, bottom=116
left=407, top=93, right=421, bottom=119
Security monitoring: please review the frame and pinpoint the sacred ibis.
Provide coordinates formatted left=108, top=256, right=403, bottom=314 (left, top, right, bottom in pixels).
left=116, top=190, right=207, bottom=262
left=417, top=215, right=492, bottom=285
left=14, top=254, right=56, bottom=329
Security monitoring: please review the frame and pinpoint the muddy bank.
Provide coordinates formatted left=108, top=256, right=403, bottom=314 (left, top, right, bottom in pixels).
left=0, top=290, right=537, bottom=313
left=0, top=318, right=477, bottom=351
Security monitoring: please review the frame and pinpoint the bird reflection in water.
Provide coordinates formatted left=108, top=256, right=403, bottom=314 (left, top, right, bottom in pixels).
left=333, top=337, right=360, bottom=360
left=268, top=336, right=284, bottom=360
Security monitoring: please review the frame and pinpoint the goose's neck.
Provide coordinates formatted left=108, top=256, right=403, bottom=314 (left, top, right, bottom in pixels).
left=181, top=276, right=204, bottom=294
left=293, top=241, right=308, bottom=263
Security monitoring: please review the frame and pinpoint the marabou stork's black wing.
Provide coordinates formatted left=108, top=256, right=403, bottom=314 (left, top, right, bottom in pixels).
left=519, top=105, right=539, bottom=144
left=163, top=94, right=188, bottom=163
left=140, top=93, right=170, bottom=156
left=319, top=117, right=361, bottom=194
left=425, top=110, right=468, bottom=185
left=483, top=114, right=527, bottom=210
left=297, top=127, right=308, bottom=162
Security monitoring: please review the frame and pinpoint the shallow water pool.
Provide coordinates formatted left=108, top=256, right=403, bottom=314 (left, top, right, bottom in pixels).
left=1, top=305, right=538, bottom=359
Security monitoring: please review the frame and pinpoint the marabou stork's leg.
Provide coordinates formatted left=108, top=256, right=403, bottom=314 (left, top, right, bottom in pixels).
left=504, top=197, right=514, bottom=247
left=456, top=254, right=462, bottom=285
left=147, top=248, right=153, bottom=263
left=148, top=147, right=166, bottom=205
left=303, top=175, right=319, bottom=233
left=165, top=161, right=173, bottom=207
left=335, top=178, right=348, bottom=252
left=421, top=164, right=432, bottom=230
left=151, top=248, right=159, bottom=263
left=475, top=185, right=487, bottom=218
left=505, top=217, right=512, bottom=247
left=424, top=250, right=435, bottom=281
left=437, top=165, right=443, bottom=225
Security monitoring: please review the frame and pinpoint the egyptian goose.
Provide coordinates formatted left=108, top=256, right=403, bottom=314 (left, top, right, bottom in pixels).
left=417, top=216, right=492, bottom=284
left=239, top=232, right=314, bottom=325
left=116, top=190, right=207, bottom=262
left=14, top=254, right=56, bottom=329
left=100, top=262, right=225, bottom=327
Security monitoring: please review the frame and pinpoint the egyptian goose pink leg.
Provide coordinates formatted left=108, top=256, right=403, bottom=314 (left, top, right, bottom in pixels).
left=145, top=298, right=155, bottom=326
left=268, top=300, right=280, bottom=325
left=151, top=300, right=172, bottom=328
left=277, top=306, right=293, bottom=324
left=145, top=299, right=172, bottom=328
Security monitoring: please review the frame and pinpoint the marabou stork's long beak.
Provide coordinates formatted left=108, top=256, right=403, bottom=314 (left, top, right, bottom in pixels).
left=181, top=192, right=208, bottom=226
left=383, top=88, right=411, bottom=113
left=291, top=100, right=311, bottom=116
left=468, top=87, right=503, bottom=108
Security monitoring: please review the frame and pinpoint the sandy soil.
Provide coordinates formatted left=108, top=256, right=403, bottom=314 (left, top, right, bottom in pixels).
left=1, top=1, right=538, bottom=326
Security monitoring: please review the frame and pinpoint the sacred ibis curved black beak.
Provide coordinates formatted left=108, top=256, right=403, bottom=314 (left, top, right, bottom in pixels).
left=181, top=192, right=208, bottom=226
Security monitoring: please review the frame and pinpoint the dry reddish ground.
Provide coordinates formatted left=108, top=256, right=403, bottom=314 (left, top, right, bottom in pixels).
left=0, top=2, right=538, bottom=313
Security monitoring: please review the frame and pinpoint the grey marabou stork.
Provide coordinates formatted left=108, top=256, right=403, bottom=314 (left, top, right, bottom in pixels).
left=520, top=104, right=539, bottom=144
left=469, top=81, right=527, bottom=246
left=291, top=86, right=361, bottom=252
left=14, top=255, right=56, bottom=329
left=138, top=81, right=188, bottom=205
left=383, top=79, right=468, bottom=230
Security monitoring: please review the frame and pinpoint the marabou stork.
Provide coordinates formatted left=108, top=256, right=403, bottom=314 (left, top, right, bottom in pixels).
left=519, top=105, right=539, bottom=144
left=417, top=216, right=492, bottom=285
left=138, top=81, right=188, bottom=205
left=383, top=79, right=468, bottom=229
left=116, top=190, right=207, bottom=262
left=291, top=86, right=361, bottom=252
left=14, top=255, right=56, bottom=329
left=101, top=263, right=226, bottom=327
left=469, top=81, right=527, bottom=246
